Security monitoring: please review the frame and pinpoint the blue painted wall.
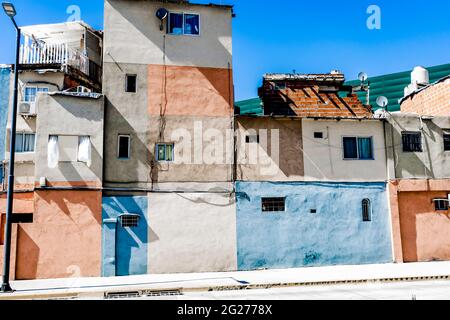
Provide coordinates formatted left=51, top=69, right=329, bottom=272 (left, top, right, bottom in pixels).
left=102, top=196, right=148, bottom=277
left=236, top=181, right=393, bottom=270
left=0, top=66, right=11, bottom=162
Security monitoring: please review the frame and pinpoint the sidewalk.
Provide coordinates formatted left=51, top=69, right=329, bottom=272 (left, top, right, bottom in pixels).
left=1, top=261, right=450, bottom=299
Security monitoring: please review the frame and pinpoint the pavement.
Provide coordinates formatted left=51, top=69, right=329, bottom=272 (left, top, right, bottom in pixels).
left=1, top=261, right=450, bottom=300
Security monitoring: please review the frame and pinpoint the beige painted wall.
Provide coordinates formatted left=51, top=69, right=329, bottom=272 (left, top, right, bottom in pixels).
left=302, top=119, right=388, bottom=182
left=34, top=94, right=104, bottom=186
left=147, top=192, right=237, bottom=273
left=236, top=117, right=304, bottom=181
left=104, top=0, right=232, bottom=68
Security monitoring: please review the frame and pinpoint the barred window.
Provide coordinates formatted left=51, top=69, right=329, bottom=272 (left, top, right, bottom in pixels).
left=119, top=214, right=140, bottom=228
left=402, top=132, right=423, bottom=152
left=262, top=197, right=285, bottom=212
left=362, top=199, right=371, bottom=222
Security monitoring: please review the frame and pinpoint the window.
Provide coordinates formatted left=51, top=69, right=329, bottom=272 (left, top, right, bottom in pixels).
left=125, top=75, right=137, bottom=93
left=119, top=214, right=140, bottom=228
left=362, top=199, right=372, bottom=222
left=15, top=133, right=35, bottom=153
left=402, top=132, right=422, bottom=152
left=156, top=143, right=174, bottom=162
left=343, top=137, right=373, bottom=160
left=77, top=136, right=91, bottom=165
left=246, top=135, right=259, bottom=143
left=314, top=132, right=323, bottom=139
left=184, top=14, right=200, bottom=35
left=118, top=135, right=130, bottom=159
left=434, top=199, right=449, bottom=211
left=168, top=12, right=200, bottom=35
left=444, top=131, right=450, bottom=151
left=11, top=214, right=33, bottom=224
left=24, top=87, right=48, bottom=102
left=262, top=197, right=286, bottom=212
left=0, top=214, right=5, bottom=245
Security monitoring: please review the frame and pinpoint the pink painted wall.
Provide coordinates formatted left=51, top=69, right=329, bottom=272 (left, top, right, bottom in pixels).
left=389, top=180, right=450, bottom=263
left=13, top=190, right=102, bottom=280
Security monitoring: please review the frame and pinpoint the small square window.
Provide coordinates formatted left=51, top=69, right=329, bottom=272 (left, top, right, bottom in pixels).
left=118, top=135, right=130, bottom=159
left=434, top=199, right=449, bottom=211
left=156, top=143, right=174, bottom=162
left=402, top=132, right=422, bottom=152
left=314, top=132, right=323, bottom=139
left=246, top=135, right=259, bottom=143
left=262, top=197, right=286, bottom=212
left=125, top=75, right=137, bottom=93
left=343, top=137, right=373, bottom=160
left=15, top=133, right=36, bottom=153
left=11, top=214, right=33, bottom=224
left=120, top=215, right=139, bottom=228
left=443, top=132, right=450, bottom=151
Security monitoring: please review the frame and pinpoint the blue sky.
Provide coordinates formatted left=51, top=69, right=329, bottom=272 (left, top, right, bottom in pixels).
left=1, top=0, right=449, bottom=101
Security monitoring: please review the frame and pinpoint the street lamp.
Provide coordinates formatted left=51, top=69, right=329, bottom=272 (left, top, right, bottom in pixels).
left=1, top=1, right=20, bottom=293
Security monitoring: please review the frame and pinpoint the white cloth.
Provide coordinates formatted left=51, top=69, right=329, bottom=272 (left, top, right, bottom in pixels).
left=77, top=136, right=91, bottom=167
left=48, top=135, right=59, bottom=168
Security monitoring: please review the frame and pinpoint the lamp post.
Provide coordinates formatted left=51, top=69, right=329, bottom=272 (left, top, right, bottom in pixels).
left=1, top=2, right=20, bottom=293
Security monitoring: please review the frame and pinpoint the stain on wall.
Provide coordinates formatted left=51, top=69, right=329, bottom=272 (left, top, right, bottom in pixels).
left=102, top=196, right=148, bottom=277
left=236, top=181, right=393, bottom=270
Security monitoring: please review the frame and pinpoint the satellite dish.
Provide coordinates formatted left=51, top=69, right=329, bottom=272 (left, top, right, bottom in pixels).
left=376, top=96, right=389, bottom=108
left=358, top=72, right=368, bottom=83
left=156, top=8, right=169, bottom=30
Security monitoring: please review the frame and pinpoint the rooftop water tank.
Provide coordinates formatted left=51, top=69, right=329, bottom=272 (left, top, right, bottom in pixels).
left=411, top=66, right=429, bottom=86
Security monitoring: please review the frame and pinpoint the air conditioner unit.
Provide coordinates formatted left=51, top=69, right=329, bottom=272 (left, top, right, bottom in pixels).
left=18, top=102, right=36, bottom=116
left=76, top=86, right=91, bottom=93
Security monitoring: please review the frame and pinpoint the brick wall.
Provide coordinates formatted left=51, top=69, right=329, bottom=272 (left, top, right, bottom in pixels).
left=401, top=78, right=450, bottom=116
left=261, top=81, right=372, bottom=118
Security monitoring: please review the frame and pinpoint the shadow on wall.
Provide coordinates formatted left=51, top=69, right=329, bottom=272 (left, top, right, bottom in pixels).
left=237, top=118, right=304, bottom=179
left=15, top=226, right=40, bottom=280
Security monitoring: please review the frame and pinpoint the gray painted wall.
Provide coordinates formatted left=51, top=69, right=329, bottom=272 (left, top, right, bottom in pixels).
left=385, top=113, right=450, bottom=180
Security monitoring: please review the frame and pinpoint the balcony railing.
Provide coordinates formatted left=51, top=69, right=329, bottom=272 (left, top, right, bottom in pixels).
left=19, top=43, right=89, bottom=76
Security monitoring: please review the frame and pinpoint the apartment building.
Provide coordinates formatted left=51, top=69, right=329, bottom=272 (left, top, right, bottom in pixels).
left=101, top=0, right=236, bottom=276
left=0, top=22, right=104, bottom=280
left=235, top=73, right=394, bottom=270
left=386, top=70, right=450, bottom=264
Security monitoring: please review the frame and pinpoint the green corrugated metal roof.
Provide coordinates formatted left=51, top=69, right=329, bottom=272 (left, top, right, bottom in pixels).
left=236, top=63, right=450, bottom=115
left=235, top=97, right=263, bottom=115
left=346, top=63, right=450, bottom=112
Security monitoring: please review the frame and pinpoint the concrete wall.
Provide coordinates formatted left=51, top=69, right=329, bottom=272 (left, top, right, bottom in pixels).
left=385, top=113, right=450, bottom=180
left=34, top=93, right=104, bottom=187
left=236, top=117, right=304, bottom=181
left=148, top=192, right=237, bottom=273
left=102, top=196, right=148, bottom=277
left=14, top=190, right=102, bottom=280
left=104, top=0, right=232, bottom=68
left=236, top=181, right=393, bottom=270
left=389, top=180, right=450, bottom=263
left=302, top=119, right=388, bottom=182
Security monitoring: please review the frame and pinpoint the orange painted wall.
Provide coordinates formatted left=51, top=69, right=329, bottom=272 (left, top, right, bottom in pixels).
left=13, top=190, right=102, bottom=280
left=389, top=180, right=450, bottom=263
left=148, top=65, right=234, bottom=117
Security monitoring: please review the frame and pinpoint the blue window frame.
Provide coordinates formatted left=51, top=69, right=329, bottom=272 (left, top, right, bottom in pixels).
left=156, top=143, right=174, bottom=162
left=343, top=137, right=374, bottom=160
left=15, top=133, right=36, bottom=153
left=168, top=12, right=200, bottom=36
left=24, top=87, right=48, bottom=102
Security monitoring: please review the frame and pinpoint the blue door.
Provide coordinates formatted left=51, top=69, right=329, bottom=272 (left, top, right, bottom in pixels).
left=102, top=196, right=148, bottom=277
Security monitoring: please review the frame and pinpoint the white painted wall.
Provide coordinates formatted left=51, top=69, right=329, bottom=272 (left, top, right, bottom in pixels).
left=104, top=0, right=232, bottom=68
left=302, top=119, right=388, bottom=182
left=147, top=192, right=237, bottom=273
